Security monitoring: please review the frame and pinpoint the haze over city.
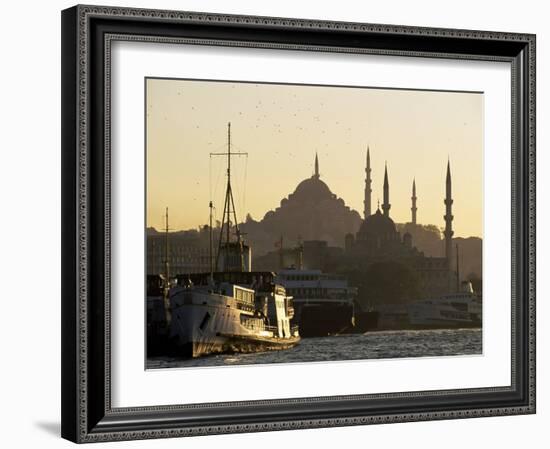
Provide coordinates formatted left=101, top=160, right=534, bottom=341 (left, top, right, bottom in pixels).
left=146, top=78, right=483, bottom=238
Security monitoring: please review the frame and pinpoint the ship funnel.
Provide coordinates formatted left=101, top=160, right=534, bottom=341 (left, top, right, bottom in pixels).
left=461, top=281, right=474, bottom=293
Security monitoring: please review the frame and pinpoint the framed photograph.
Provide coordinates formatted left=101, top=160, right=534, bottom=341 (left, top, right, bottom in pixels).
left=61, top=4, right=536, bottom=443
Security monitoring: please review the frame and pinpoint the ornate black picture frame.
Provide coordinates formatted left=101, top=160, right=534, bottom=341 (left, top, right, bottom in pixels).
left=61, top=4, right=536, bottom=443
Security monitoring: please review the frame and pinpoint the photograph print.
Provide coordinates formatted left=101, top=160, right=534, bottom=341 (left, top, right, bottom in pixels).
left=145, top=78, right=483, bottom=369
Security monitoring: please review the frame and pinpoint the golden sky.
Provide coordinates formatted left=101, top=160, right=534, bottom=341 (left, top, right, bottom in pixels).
left=146, top=78, right=483, bottom=238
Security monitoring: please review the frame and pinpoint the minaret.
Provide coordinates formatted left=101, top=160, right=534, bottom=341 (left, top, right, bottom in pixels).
left=314, top=152, right=320, bottom=179
left=411, top=178, right=417, bottom=224
left=364, top=146, right=372, bottom=218
left=382, top=162, right=391, bottom=217
left=444, top=160, right=454, bottom=280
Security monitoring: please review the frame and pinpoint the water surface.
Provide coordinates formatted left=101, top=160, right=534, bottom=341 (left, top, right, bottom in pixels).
left=147, top=328, right=482, bottom=369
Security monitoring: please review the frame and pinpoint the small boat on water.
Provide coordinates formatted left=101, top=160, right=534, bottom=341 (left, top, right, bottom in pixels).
left=408, top=281, right=482, bottom=329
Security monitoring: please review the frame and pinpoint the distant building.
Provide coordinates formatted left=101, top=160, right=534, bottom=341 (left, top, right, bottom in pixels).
left=146, top=228, right=210, bottom=276
left=253, top=239, right=344, bottom=272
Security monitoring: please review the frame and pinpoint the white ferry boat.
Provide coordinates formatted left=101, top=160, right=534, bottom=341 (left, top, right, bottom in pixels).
left=164, top=123, right=299, bottom=357
left=275, top=269, right=356, bottom=337
left=408, top=281, right=482, bottom=329
left=169, top=272, right=299, bottom=357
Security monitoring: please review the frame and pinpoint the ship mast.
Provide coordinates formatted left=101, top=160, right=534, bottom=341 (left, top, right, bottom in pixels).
left=456, top=243, right=460, bottom=292
left=164, top=207, right=170, bottom=283
left=163, top=207, right=172, bottom=325
left=278, top=235, right=284, bottom=270
left=297, top=235, right=304, bottom=270
left=211, top=122, right=248, bottom=271
left=209, top=200, right=214, bottom=280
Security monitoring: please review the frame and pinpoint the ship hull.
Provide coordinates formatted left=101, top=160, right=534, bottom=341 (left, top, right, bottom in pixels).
left=408, top=304, right=481, bottom=330
left=408, top=318, right=481, bottom=330
left=295, top=303, right=354, bottom=338
left=409, top=324, right=481, bottom=330
left=178, top=335, right=300, bottom=358
left=170, top=300, right=299, bottom=358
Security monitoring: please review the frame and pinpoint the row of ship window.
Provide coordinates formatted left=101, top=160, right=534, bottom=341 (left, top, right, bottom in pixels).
left=286, top=288, right=328, bottom=296
left=282, top=275, right=320, bottom=281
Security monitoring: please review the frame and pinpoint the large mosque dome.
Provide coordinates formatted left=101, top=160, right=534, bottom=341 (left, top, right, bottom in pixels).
left=356, top=208, right=397, bottom=241
left=239, top=154, right=362, bottom=253
left=290, top=175, right=334, bottom=202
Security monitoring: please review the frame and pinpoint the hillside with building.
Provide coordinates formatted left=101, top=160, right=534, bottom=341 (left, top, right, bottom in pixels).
left=147, top=150, right=482, bottom=308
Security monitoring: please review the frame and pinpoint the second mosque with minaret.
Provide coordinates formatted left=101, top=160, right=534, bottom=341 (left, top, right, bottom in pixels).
left=344, top=147, right=457, bottom=297
left=242, top=149, right=458, bottom=296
